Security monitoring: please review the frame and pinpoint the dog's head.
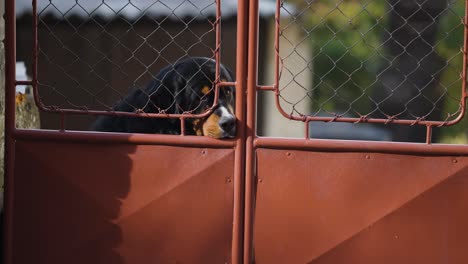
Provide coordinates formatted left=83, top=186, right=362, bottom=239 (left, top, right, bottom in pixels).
left=151, top=57, right=236, bottom=139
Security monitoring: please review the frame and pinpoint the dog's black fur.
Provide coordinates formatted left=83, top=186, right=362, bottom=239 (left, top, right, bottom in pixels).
left=91, top=57, right=236, bottom=138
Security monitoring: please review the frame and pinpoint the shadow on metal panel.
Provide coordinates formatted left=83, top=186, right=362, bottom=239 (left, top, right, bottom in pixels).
left=12, top=139, right=234, bottom=264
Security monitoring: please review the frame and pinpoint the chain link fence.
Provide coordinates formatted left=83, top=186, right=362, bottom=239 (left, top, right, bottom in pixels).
left=18, top=0, right=227, bottom=117
left=275, top=0, right=466, bottom=137
left=14, top=0, right=468, bottom=141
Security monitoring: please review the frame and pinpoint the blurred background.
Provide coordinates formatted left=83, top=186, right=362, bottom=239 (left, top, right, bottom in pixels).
left=258, top=0, right=466, bottom=143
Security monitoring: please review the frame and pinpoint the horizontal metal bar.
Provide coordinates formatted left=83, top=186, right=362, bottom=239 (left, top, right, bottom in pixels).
left=257, top=85, right=275, bottom=91
left=255, top=137, right=468, bottom=156
left=14, top=129, right=236, bottom=148
left=15, top=80, right=33, bottom=86
left=33, top=106, right=220, bottom=119
left=29, top=82, right=231, bottom=120
left=219, top=81, right=236, bottom=87
left=283, top=115, right=457, bottom=127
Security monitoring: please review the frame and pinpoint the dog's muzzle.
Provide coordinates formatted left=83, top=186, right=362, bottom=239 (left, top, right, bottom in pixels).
left=201, top=106, right=236, bottom=139
left=219, top=115, right=236, bottom=138
left=217, top=106, right=236, bottom=138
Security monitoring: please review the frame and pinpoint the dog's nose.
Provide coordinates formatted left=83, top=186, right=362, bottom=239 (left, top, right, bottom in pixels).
left=220, top=116, right=236, bottom=132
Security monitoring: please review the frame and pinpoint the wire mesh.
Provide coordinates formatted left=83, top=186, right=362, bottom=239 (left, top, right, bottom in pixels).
left=274, top=0, right=467, bottom=126
left=30, top=0, right=223, bottom=116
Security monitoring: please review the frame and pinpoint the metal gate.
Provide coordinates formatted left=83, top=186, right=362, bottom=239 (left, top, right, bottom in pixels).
left=5, top=0, right=468, bottom=264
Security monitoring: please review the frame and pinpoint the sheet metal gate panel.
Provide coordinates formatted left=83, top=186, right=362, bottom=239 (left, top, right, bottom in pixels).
left=13, top=139, right=234, bottom=263
left=5, top=0, right=247, bottom=263
left=242, top=0, right=468, bottom=263
left=254, top=148, right=468, bottom=263
left=5, top=0, right=468, bottom=264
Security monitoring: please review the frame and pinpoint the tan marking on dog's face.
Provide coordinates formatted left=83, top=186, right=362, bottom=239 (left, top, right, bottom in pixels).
left=192, top=119, right=204, bottom=136
left=201, top=86, right=211, bottom=95
left=202, top=113, right=223, bottom=139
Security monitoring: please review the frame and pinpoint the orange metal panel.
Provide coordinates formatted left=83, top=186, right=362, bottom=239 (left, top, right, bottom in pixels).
left=12, top=140, right=234, bottom=264
left=254, top=148, right=468, bottom=264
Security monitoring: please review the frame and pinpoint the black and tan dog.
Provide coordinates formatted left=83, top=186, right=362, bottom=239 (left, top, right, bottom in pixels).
left=91, top=57, right=236, bottom=138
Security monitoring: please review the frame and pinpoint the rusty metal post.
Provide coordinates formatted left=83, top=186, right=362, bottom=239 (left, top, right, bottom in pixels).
left=244, top=0, right=259, bottom=263
left=4, top=0, right=16, bottom=263
left=458, top=0, right=468, bottom=123
left=232, top=0, right=249, bottom=263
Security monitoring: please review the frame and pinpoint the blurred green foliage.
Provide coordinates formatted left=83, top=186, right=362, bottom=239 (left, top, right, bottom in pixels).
left=435, top=0, right=466, bottom=138
left=283, top=0, right=466, bottom=140
left=288, top=0, right=389, bottom=114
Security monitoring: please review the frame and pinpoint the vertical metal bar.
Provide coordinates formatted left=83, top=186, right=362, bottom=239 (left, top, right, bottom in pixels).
left=305, top=120, right=310, bottom=140
left=274, top=0, right=281, bottom=93
left=59, top=112, right=66, bottom=132
left=447, top=0, right=468, bottom=125
left=232, top=0, right=249, bottom=263
left=213, top=0, right=221, bottom=107
left=4, top=0, right=16, bottom=263
left=461, top=0, right=468, bottom=113
left=244, top=0, right=259, bottom=263
left=180, top=117, right=186, bottom=136
left=426, top=125, right=432, bottom=144
left=272, top=0, right=302, bottom=122
left=215, top=0, right=221, bottom=78
left=31, top=0, right=41, bottom=109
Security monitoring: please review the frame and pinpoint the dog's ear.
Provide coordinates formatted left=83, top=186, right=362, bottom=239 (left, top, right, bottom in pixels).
left=148, top=66, right=187, bottom=115
left=170, top=70, right=188, bottom=115
left=221, top=64, right=235, bottom=82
